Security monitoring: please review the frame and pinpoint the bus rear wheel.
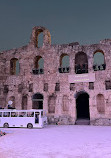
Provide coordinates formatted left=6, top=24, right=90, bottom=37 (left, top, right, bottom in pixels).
left=3, top=123, right=9, bottom=128
left=27, top=123, right=33, bottom=129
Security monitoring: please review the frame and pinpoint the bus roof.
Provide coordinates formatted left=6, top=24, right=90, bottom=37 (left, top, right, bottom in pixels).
left=0, top=109, right=45, bottom=112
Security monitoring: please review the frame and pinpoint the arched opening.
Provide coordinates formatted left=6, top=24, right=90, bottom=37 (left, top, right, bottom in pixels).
left=22, top=95, right=27, bottom=110
left=62, top=95, right=69, bottom=112
left=32, top=56, right=44, bottom=74
left=35, top=29, right=44, bottom=48
left=59, top=54, right=70, bottom=73
left=76, top=92, right=90, bottom=120
left=93, top=50, right=106, bottom=71
left=34, top=56, right=44, bottom=69
left=48, top=95, right=56, bottom=113
left=32, top=93, right=43, bottom=109
left=38, top=32, right=44, bottom=48
left=75, top=52, right=88, bottom=74
left=30, top=27, right=51, bottom=48
left=96, top=94, right=105, bottom=114
left=9, top=96, right=15, bottom=108
left=10, top=58, right=20, bottom=75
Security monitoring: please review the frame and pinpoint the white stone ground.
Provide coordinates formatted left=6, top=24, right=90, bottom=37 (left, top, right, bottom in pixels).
left=0, top=125, right=111, bottom=158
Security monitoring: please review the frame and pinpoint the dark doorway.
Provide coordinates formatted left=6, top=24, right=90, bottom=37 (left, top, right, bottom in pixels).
left=32, top=93, right=43, bottom=109
left=76, top=92, right=90, bottom=119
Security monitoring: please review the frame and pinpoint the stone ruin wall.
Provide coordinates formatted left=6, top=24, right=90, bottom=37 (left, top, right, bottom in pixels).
left=0, top=26, right=111, bottom=125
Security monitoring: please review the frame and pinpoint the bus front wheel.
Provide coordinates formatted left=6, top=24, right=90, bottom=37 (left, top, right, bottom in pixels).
left=3, top=123, right=9, bottom=128
left=27, top=123, right=33, bottom=129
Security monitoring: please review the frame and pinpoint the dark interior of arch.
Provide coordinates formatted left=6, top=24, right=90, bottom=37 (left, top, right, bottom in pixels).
left=10, top=58, right=19, bottom=75
left=75, top=52, right=88, bottom=74
left=32, top=93, right=43, bottom=109
left=76, top=92, right=90, bottom=119
left=34, top=56, right=43, bottom=69
left=33, top=93, right=43, bottom=99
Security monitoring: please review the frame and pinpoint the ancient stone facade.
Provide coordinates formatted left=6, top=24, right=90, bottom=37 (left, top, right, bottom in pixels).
left=0, top=26, right=111, bottom=125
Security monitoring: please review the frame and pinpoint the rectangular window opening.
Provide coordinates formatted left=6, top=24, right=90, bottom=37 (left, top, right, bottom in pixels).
left=44, top=83, right=48, bottom=92
left=55, top=83, right=60, bottom=91
left=89, top=82, right=94, bottom=90
left=105, top=80, right=111, bottom=90
left=70, top=83, right=75, bottom=91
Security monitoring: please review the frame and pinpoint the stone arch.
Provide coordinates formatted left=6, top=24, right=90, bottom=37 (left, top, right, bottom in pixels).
left=10, top=58, right=20, bottom=75
left=32, top=93, right=43, bottom=109
left=9, top=96, right=15, bottom=108
left=60, top=53, right=69, bottom=67
left=96, top=94, right=105, bottom=114
left=34, top=56, right=44, bottom=69
left=62, top=95, right=69, bottom=112
left=33, top=56, right=44, bottom=74
left=75, top=52, right=88, bottom=74
left=75, top=91, right=90, bottom=119
left=22, top=95, right=27, bottom=110
left=59, top=53, right=70, bottom=73
left=30, top=26, right=51, bottom=47
left=48, top=95, right=56, bottom=113
left=93, top=50, right=106, bottom=71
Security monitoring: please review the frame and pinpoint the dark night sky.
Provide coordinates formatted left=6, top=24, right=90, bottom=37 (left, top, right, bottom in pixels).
left=0, top=0, right=111, bottom=51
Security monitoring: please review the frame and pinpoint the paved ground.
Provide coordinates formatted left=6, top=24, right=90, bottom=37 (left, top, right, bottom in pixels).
left=0, top=125, right=111, bottom=158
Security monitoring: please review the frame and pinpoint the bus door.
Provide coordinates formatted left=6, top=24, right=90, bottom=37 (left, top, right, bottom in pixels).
left=35, top=112, right=39, bottom=124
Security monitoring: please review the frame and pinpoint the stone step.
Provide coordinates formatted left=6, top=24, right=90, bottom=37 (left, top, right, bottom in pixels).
left=75, top=119, right=90, bottom=125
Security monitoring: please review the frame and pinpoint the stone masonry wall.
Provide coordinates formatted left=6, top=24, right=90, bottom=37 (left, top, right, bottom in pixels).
left=0, top=27, right=111, bottom=125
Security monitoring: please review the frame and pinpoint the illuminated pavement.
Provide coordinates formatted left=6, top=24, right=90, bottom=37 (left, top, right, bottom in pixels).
left=0, top=125, right=111, bottom=158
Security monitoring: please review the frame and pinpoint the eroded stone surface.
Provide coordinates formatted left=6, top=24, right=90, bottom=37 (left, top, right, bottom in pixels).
left=0, top=26, right=111, bottom=125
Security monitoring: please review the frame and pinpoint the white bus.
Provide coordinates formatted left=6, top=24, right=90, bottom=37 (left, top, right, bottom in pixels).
left=0, top=109, right=47, bottom=128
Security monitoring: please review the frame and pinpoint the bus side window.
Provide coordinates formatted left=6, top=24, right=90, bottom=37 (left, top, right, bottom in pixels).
left=0, top=112, right=2, bottom=117
left=11, top=112, right=18, bottom=117
left=19, top=112, right=26, bottom=117
left=3, top=112, right=10, bottom=117
left=27, top=112, right=34, bottom=117
left=35, top=112, right=39, bottom=123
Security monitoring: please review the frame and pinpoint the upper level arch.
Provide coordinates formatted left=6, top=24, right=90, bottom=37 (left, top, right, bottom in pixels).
left=93, top=50, right=106, bottom=71
left=75, top=52, right=88, bottom=74
left=30, top=26, right=51, bottom=48
left=10, top=58, right=20, bottom=75
left=32, top=56, right=44, bottom=75
left=59, top=53, right=70, bottom=73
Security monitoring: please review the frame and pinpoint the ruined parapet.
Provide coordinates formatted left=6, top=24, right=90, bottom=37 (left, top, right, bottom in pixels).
left=100, top=39, right=111, bottom=45
left=29, top=26, right=51, bottom=48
